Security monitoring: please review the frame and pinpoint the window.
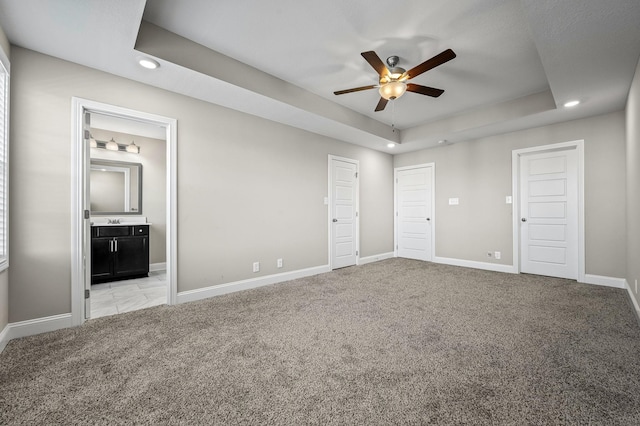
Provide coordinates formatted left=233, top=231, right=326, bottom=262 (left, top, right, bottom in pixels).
left=0, top=48, right=9, bottom=271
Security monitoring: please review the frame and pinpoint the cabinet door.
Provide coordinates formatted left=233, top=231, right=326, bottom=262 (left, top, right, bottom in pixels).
left=113, top=236, right=149, bottom=278
left=91, top=237, right=113, bottom=282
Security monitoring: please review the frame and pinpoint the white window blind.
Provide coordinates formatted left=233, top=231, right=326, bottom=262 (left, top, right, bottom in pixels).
left=0, top=56, right=8, bottom=269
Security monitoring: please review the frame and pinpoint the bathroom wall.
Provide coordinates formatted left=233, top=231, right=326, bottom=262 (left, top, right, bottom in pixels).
left=90, top=129, right=167, bottom=265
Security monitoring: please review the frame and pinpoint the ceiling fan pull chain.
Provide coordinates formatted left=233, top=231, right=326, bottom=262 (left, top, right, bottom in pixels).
left=392, top=99, right=396, bottom=133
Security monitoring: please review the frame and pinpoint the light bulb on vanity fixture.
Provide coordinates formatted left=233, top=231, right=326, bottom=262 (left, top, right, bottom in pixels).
left=126, top=141, right=140, bottom=153
left=106, top=138, right=119, bottom=151
left=89, top=133, right=97, bottom=148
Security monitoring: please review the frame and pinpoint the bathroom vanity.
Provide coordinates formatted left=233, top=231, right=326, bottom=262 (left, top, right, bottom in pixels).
left=91, top=224, right=149, bottom=284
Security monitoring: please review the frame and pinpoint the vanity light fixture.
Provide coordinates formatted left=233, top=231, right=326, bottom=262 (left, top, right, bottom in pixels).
left=89, top=133, right=98, bottom=148
left=90, top=137, right=141, bottom=154
left=563, top=100, right=580, bottom=108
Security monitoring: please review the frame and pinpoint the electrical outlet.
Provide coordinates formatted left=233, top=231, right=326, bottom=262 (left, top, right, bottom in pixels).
left=487, top=252, right=492, bottom=258
left=495, top=251, right=501, bottom=260
left=277, top=258, right=283, bottom=268
left=253, top=262, right=260, bottom=273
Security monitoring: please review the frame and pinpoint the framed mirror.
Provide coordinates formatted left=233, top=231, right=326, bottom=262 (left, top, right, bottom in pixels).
left=90, top=159, right=142, bottom=215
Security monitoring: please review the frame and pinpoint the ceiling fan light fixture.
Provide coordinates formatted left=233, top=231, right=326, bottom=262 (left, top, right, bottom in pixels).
left=379, top=81, right=407, bottom=100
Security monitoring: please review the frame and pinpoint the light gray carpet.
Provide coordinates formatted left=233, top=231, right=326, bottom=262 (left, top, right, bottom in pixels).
left=2, top=258, right=640, bottom=425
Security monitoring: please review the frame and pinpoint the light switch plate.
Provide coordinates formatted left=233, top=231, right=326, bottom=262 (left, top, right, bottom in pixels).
left=506, top=196, right=512, bottom=204
left=448, top=198, right=459, bottom=205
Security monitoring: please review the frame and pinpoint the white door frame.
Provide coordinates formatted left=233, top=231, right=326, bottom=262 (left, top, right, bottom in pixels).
left=71, top=98, right=178, bottom=326
left=328, top=155, right=359, bottom=269
left=511, top=140, right=585, bottom=281
left=394, top=163, right=436, bottom=260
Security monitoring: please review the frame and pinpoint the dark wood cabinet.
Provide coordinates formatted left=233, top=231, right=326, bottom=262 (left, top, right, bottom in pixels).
left=91, top=225, right=149, bottom=284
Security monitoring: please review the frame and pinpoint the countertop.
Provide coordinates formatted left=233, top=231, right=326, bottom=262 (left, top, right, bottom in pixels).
left=90, top=223, right=152, bottom=227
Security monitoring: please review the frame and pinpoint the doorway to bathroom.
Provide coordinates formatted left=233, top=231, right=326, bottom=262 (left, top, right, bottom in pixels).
left=88, top=113, right=167, bottom=318
left=71, top=98, right=177, bottom=325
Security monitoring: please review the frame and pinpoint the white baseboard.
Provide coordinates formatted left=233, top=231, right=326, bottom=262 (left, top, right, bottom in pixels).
left=625, top=280, right=640, bottom=317
left=0, top=323, right=9, bottom=353
left=358, top=252, right=394, bottom=265
left=0, top=313, right=74, bottom=353
left=149, top=262, right=166, bottom=272
left=433, top=256, right=517, bottom=274
left=177, top=265, right=331, bottom=304
left=583, top=274, right=626, bottom=289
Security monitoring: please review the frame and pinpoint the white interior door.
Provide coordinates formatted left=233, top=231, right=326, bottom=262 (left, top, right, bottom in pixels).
left=396, top=165, right=433, bottom=261
left=82, top=110, right=92, bottom=318
left=330, top=157, right=358, bottom=269
left=520, top=148, right=578, bottom=279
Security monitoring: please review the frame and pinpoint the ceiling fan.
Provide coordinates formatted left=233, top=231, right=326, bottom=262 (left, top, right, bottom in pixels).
left=334, top=49, right=456, bottom=111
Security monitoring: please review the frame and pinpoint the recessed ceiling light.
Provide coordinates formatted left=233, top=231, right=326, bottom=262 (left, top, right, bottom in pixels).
left=138, top=57, right=159, bottom=70
left=564, top=100, right=580, bottom=108
left=387, top=143, right=395, bottom=148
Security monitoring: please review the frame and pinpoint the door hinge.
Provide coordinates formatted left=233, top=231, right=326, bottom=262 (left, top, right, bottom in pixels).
left=356, top=211, right=358, bottom=217
left=84, top=210, right=90, bottom=219
left=396, top=212, right=398, bottom=216
left=396, top=178, right=398, bottom=183
left=355, top=172, right=358, bottom=178
left=85, top=289, right=90, bottom=299
left=396, top=245, right=398, bottom=249
left=356, top=250, right=359, bottom=256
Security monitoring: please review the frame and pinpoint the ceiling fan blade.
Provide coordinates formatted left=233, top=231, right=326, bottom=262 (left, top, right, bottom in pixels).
left=404, top=49, right=456, bottom=80
left=333, top=85, right=377, bottom=95
left=361, top=51, right=389, bottom=78
left=374, top=97, right=388, bottom=112
left=406, top=83, right=445, bottom=97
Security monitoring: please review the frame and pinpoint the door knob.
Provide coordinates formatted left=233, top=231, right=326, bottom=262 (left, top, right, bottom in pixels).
left=521, top=218, right=527, bottom=222
left=332, top=218, right=338, bottom=222
left=426, top=218, right=431, bottom=221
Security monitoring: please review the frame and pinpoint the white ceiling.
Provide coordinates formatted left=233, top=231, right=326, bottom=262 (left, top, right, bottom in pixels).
left=1, top=0, right=639, bottom=153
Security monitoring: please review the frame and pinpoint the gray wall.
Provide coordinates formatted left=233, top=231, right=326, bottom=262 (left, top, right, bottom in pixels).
left=0, top=23, right=8, bottom=333
left=8, top=47, right=393, bottom=322
left=626, top=57, right=640, bottom=309
left=90, top=129, right=167, bottom=265
left=395, top=111, right=627, bottom=279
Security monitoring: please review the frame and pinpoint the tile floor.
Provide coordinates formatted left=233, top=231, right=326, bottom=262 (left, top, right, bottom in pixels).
left=90, top=270, right=167, bottom=319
